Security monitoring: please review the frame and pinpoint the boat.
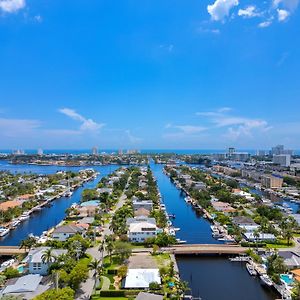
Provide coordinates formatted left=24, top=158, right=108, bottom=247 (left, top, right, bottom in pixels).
left=0, top=227, right=10, bottom=237
left=246, top=263, right=257, bottom=276
left=176, top=239, right=187, bottom=244
left=64, top=190, right=73, bottom=197
left=19, top=212, right=30, bottom=221
left=260, top=275, right=273, bottom=286
left=229, top=256, right=250, bottom=262
left=10, top=219, right=21, bottom=229
left=168, top=214, right=176, bottom=219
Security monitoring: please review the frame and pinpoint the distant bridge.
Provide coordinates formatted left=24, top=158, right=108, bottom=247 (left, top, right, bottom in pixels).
left=166, top=244, right=247, bottom=255
left=0, top=246, right=28, bottom=256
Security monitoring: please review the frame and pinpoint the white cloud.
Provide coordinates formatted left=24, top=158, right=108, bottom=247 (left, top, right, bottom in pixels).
left=168, top=124, right=207, bottom=134
left=0, top=117, right=40, bottom=137
left=258, top=20, right=272, bottom=28
left=277, top=8, right=290, bottom=21
left=238, top=5, right=261, bottom=18
left=197, top=27, right=221, bottom=34
left=34, top=15, right=42, bottom=23
left=197, top=108, right=272, bottom=140
left=125, top=130, right=142, bottom=144
left=207, top=0, right=239, bottom=21
left=159, top=44, right=174, bottom=53
left=0, top=0, right=25, bottom=13
left=59, top=108, right=105, bottom=132
left=273, top=0, right=299, bottom=11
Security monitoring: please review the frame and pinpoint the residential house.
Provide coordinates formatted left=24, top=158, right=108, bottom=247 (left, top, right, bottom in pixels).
left=279, top=251, right=300, bottom=269
left=25, top=247, right=67, bottom=275
left=52, top=224, right=84, bottom=241
left=128, top=221, right=157, bottom=243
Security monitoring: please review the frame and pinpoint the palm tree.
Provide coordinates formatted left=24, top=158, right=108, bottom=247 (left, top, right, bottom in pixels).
left=285, top=228, right=294, bottom=246
left=106, top=240, right=114, bottom=264
left=19, top=236, right=36, bottom=252
left=253, top=229, right=260, bottom=251
left=41, top=248, right=56, bottom=264
left=89, top=259, right=101, bottom=293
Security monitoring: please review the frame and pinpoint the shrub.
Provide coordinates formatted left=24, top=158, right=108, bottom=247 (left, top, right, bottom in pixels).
left=99, top=290, right=125, bottom=297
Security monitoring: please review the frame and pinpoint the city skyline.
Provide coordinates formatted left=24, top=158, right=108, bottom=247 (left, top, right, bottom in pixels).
left=0, top=0, right=300, bottom=149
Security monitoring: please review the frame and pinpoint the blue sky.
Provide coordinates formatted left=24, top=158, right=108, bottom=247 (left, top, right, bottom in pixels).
left=0, top=0, right=299, bottom=150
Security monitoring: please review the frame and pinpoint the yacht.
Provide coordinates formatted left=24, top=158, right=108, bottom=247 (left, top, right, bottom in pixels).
left=0, top=227, right=10, bottom=237
left=10, top=219, right=21, bottom=229
left=260, top=275, right=273, bottom=286
left=246, top=263, right=257, bottom=276
left=19, top=212, right=30, bottom=221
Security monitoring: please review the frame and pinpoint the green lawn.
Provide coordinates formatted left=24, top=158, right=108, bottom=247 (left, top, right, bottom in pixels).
left=266, top=239, right=295, bottom=249
left=153, top=253, right=171, bottom=268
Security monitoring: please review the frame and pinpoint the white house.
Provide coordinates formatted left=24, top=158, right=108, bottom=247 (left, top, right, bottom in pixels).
left=52, top=224, right=84, bottom=242
left=25, top=247, right=67, bottom=275
left=128, top=221, right=157, bottom=243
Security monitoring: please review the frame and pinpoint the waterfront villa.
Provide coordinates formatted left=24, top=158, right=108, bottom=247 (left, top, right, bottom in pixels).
left=279, top=251, right=300, bottom=269
left=128, top=221, right=157, bottom=242
left=124, top=269, right=161, bottom=289
left=52, top=224, right=85, bottom=241
left=1, top=274, right=50, bottom=299
left=232, top=216, right=259, bottom=232
left=126, top=217, right=156, bottom=226
left=243, top=232, right=276, bottom=242
left=25, top=247, right=67, bottom=275
left=211, top=201, right=236, bottom=214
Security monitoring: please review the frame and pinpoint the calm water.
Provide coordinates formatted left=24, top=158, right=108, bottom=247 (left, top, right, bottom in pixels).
left=0, top=161, right=278, bottom=299
left=177, top=256, right=277, bottom=300
left=0, top=162, right=120, bottom=246
left=151, top=163, right=219, bottom=244
left=150, top=163, right=277, bottom=300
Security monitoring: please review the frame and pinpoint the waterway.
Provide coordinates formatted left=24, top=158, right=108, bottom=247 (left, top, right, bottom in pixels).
left=0, top=161, right=120, bottom=246
left=0, top=161, right=278, bottom=299
left=150, top=163, right=277, bottom=300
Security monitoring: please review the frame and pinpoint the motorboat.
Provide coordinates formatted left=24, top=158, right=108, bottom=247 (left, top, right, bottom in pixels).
left=0, top=227, right=10, bottom=237
left=19, top=212, right=30, bottom=221
left=10, top=219, right=21, bottom=229
left=260, top=275, right=273, bottom=286
left=246, top=263, right=257, bottom=276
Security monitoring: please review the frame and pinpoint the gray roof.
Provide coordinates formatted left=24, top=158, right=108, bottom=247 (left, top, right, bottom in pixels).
left=126, top=217, right=156, bottom=226
left=79, top=217, right=95, bottom=224
left=136, top=292, right=163, bottom=300
left=52, top=224, right=83, bottom=234
left=3, top=274, right=42, bottom=294
left=26, top=247, right=68, bottom=263
left=232, top=216, right=256, bottom=226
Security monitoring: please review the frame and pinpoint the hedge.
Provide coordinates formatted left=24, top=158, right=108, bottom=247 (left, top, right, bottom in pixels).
left=99, top=290, right=126, bottom=297
left=107, top=269, right=118, bottom=275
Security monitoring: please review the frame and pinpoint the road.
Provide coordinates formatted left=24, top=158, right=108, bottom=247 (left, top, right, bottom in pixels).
left=75, top=175, right=131, bottom=300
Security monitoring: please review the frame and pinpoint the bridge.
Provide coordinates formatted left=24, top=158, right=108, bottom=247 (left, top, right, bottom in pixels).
left=0, top=246, right=28, bottom=256
left=166, top=244, right=247, bottom=255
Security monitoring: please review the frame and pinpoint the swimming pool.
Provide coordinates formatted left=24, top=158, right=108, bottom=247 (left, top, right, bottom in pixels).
left=280, top=274, right=294, bottom=285
left=80, top=200, right=100, bottom=207
left=17, top=265, right=24, bottom=273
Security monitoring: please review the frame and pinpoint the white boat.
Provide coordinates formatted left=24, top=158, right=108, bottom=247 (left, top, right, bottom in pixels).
left=229, top=256, right=250, bottom=262
left=1, top=259, right=15, bottom=268
left=260, top=275, right=273, bottom=286
left=0, top=227, right=10, bottom=237
left=64, top=190, right=73, bottom=197
left=10, top=220, right=20, bottom=229
left=19, top=212, right=30, bottom=221
left=246, top=263, right=257, bottom=276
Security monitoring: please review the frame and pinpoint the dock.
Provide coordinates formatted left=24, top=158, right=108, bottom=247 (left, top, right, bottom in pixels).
left=0, top=246, right=28, bottom=256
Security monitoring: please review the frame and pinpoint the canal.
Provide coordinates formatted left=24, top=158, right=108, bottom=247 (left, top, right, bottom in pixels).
left=0, top=161, right=279, bottom=299
left=0, top=162, right=120, bottom=246
left=151, top=163, right=277, bottom=300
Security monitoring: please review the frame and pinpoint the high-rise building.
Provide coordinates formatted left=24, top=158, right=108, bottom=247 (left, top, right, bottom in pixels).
left=270, top=145, right=293, bottom=156
left=273, top=154, right=291, bottom=167
left=92, top=147, right=98, bottom=155
left=228, top=147, right=236, bottom=157
left=37, top=148, right=43, bottom=156
left=118, top=149, right=123, bottom=155
left=261, top=174, right=283, bottom=189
